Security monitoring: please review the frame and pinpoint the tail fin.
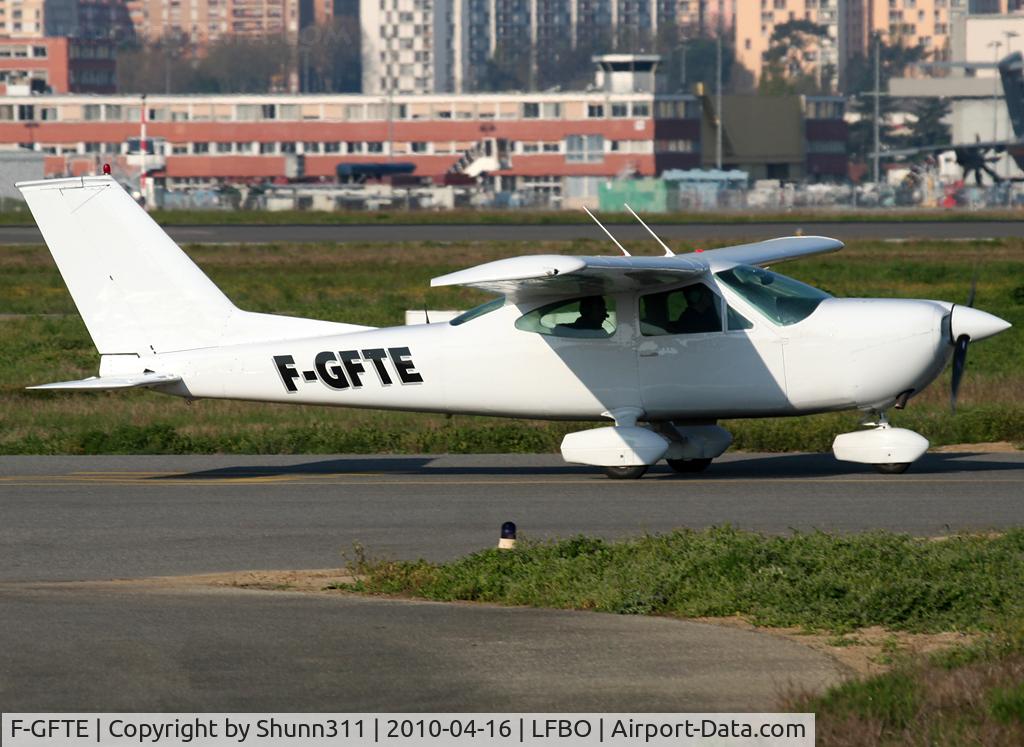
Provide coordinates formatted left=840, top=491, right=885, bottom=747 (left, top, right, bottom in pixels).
left=17, top=175, right=365, bottom=356
left=999, top=52, right=1024, bottom=139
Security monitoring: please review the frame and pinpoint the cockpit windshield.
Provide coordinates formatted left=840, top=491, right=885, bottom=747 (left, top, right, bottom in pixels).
left=449, top=296, right=505, bottom=326
left=715, top=265, right=830, bottom=326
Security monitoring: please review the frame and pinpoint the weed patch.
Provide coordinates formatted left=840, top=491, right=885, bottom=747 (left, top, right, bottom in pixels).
left=348, top=528, right=1024, bottom=634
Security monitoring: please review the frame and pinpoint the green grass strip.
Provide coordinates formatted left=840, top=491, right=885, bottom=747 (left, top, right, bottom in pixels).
left=343, top=527, right=1024, bottom=634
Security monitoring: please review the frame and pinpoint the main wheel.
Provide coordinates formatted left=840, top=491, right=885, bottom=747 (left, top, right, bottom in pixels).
left=666, top=457, right=712, bottom=474
left=603, top=465, right=649, bottom=480
left=874, top=462, right=911, bottom=475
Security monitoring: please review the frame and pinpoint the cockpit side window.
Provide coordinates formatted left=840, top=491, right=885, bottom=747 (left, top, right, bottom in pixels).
left=515, top=295, right=617, bottom=338
left=715, top=265, right=830, bottom=326
left=639, top=282, right=723, bottom=336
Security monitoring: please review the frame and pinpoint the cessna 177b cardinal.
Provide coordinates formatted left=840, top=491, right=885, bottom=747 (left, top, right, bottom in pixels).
left=18, top=175, right=1011, bottom=478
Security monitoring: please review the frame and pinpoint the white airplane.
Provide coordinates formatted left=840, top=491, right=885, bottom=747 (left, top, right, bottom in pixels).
left=17, top=175, right=1011, bottom=478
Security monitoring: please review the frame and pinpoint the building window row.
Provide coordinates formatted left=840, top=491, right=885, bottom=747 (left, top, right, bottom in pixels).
left=654, top=139, right=697, bottom=153
left=1, top=98, right=697, bottom=123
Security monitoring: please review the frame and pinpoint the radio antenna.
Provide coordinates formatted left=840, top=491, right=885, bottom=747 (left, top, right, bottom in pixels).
left=625, top=203, right=675, bottom=256
left=582, top=206, right=630, bottom=256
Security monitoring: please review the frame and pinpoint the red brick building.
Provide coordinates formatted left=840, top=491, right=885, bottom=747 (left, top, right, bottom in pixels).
left=0, top=36, right=116, bottom=94
left=0, top=91, right=703, bottom=197
left=0, top=90, right=847, bottom=194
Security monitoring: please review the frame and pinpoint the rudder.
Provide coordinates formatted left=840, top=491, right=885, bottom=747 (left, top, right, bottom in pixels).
left=18, top=176, right=235, bottom=355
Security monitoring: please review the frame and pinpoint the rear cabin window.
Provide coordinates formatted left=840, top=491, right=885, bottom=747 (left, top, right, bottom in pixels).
left=515, top=296, right=616, bottom=338
left=450, top=297, right=505, bottom=326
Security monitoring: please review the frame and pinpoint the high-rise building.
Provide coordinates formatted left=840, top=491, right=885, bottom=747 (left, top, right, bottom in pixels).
left=845, top=0, right=964, bottom=65
left=365, top=0, right=715, bottom=95
left=126, top=0, right=306, bottom=43
left=735, top=1, right=975, bottom=93
left=0, top=0, right=135, bottom=41
left=360, top=0, right=455, bottom=95
left=675, top=0, right=733, bottom=34
left=735, top=0, right=842, bottom=92
left=45, top=0, right=135, bottom=41
left=0, top=0, right=47, bottom=36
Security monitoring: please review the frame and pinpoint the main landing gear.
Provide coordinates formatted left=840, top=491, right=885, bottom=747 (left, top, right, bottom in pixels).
left=560, top=410, right=732, bottom=480
left=666, top=457, right=713, bottom=474
left=602, top=458, right=711, bottom=479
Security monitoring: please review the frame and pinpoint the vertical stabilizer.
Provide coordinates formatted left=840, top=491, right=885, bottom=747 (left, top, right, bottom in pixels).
left=18, top=176, right=234, bottom=355
left=17, top=175, right=367, bottom=356
left=999, top=52, right=1024, bottom=139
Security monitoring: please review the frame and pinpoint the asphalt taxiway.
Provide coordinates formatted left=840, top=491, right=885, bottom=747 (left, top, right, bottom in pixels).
left=2, top=451, right=1021, bottom=711
left=1, top=220, right=1021, bottom=245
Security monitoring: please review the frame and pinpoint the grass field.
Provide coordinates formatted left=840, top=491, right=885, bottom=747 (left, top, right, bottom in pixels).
left=0, top=236, right=1021, bottom=455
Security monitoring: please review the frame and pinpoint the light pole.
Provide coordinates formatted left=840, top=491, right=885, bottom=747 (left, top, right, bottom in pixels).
left=989, top=40, right=1003, bottom=141
left=873, top=33, right=881, bottom=186
left=715, top=31, right=722, bottom=170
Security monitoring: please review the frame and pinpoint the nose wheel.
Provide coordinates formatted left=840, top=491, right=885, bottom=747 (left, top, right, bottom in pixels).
left=874, top=462, right=911, bottom=474
left=602, top=465, right=649, bottom=480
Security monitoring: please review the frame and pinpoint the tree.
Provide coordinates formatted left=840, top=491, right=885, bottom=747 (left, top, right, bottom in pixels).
left=907, top=97, right=951, bottom=151
left=845, top=35, right=931, bottom=161
left=117, top=28, right=362, bottom=95
left=759, top=20, right=833, bottom=95
left=474, top=40, right=531, bottom=92
left=297, top=18, right=362, bottom=92
left=844, top=37, right=928, bottom=96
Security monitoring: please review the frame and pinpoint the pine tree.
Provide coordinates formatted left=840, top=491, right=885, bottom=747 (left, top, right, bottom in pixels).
left=907, top=98, right=951, bottom=151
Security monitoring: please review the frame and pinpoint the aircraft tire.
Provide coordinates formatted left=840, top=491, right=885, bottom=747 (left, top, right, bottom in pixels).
left=666, top=458, right=712, bottom=474
left=874, top=462, right=911, bottom=475
left=603, top=465, right=649, bottom=480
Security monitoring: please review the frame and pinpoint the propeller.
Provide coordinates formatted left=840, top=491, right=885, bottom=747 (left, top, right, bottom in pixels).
left=956, top=147, right=1004, bottom=186
left=950, top=264, right=980, bottom=413
left=950, top=334, right=969, bottom=413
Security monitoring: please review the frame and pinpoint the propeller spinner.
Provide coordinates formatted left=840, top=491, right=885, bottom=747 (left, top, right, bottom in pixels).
left=947, top=285, right=1012, bottom=412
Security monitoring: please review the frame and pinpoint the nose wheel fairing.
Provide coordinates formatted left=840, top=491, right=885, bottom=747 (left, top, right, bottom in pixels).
left=832, top=414, right=929, bottom=473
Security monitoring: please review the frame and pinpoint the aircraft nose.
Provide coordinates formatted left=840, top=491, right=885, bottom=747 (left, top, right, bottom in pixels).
left=950, top=305, right=1012, bottom=343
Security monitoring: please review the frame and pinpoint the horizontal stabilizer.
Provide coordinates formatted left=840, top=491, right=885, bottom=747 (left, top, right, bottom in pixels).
left=27, top=372, right=181, bottom=391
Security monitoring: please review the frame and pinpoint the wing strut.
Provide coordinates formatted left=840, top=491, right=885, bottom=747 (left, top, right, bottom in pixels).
left=625, top=204, right=675, bottom=256
left=583, top=206, right=630, bottom=256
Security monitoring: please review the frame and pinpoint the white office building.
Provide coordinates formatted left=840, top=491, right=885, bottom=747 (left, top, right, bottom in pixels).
left=363, top=0, right=693, bottom=94
left=361, top=0, right=457, bottom=95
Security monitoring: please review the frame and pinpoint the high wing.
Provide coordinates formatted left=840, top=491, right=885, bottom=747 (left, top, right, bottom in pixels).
left=430, top=254, right=705, bottom=296
left=430, top=236, right=842, bottom=297
left=697, top=235, right=843, bottom=267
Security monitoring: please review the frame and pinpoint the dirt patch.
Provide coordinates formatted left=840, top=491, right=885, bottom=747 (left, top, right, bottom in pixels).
left=111, top=568, right=359, bottom=593
left=691, top=616, right=975, bottom=678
